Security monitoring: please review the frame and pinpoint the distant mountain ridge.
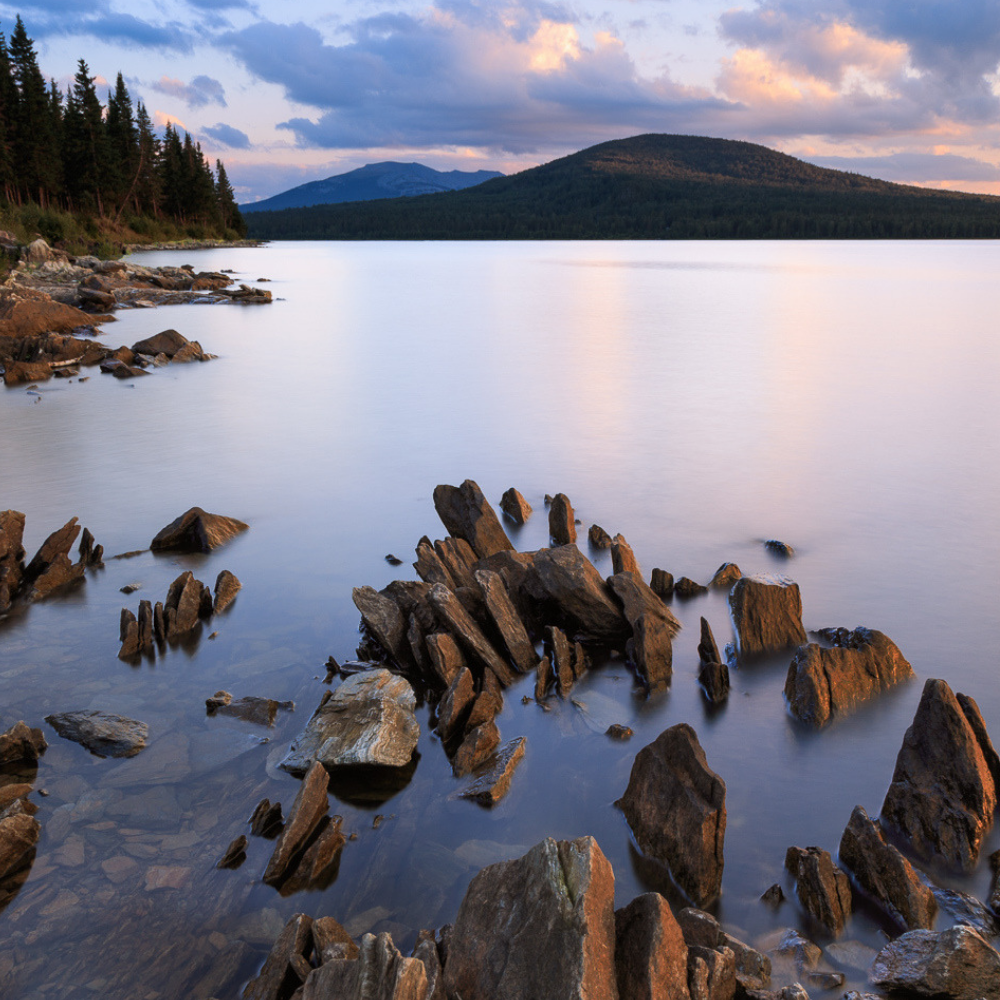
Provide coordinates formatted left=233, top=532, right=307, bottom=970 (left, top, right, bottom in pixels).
left=241, top=161, right=504, bottom=213
left=244, top=134, right=1000, bottom=240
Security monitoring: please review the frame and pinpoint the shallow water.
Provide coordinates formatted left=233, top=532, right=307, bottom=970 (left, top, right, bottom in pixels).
left=2, top=239, right=1000, bottom=996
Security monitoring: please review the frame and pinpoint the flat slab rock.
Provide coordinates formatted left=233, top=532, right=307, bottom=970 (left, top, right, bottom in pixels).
left=279, top=669, right=419, bottom=775
left=728, top=575, right=806, bottom=657
left=44, top=710, right=148, bottom=758
left=459, top=737, right=527, bottom=806
left=149, top=506, right=248, bottom=553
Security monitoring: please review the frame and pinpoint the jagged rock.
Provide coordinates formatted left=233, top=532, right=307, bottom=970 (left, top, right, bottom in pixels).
left=589, top=524, right=612, bottom=549
left=150, top=506, right=248, bottom=553
left=0, top=509, right=26, bottom=613
left=474, top=569, right=539, bottom=673
left=785, top=628, right=913, bottom=727
left=443, top=836, right=618, bottom=1000
left=785, top=846, right=852, bottom=936
left=650, top=568, right=674, bottom=601
left=535, top=655, right=554, bottom=701
left=928, top=883, right=999, bottom=938
left=677, top=908, right=725, bottom=950
left=263, top=762, right=330, bottom=887
left=427, top=583, right=515, bottom=687
left=413, top=536, right=455, bottom=588
left=250, top=799, right=284, bottom=838
left=881, top=678, right=997, bottom=871
left=709, top=563, right=741, bottom=590
left=165, top=570, right=203, bottom=639
left=615, top=892, right=690, bottom=1000
left=280, top=814, right=345, bottom=894
left=768, top=928, right=822, bottom=975
left=698, top=618, right=721, bottom=665
left=722, top=932, right=772, bottom=994
left=45, top=710, right=147, bottom=758
left=761, top=884, right=785, bottom=908
left=728, top=575, right=806, bottom=657
left=434, top=537, right=478, bottom=591
left=465, top=675, right=503, bottom=731
left=199, top=581, right=214, bottom=618
left=617, top=724, right=726, bottom=906
left=213, top=570, right=242, bottom=613
left=280, top=670, right=419, bottom=775
left=0, top=784, right=35, bottom=815
left=698, top=662, right=730, bottom=703
left=411, top=930, right=445, bottom=1000
left=547, top=625, right=574, bottom=696
left=0, top=799, right=40, bottom=882
left=433, top=480, right=513, bottom=559
left=298, top=931, right=428, bottom=1000
left=838, top=804, right=937, bottom=930
left=608, top=571, right=681, bottom=636
left=137, top=600, right=153, bottom=652
left=870, top=925, right=1000, bottom=999
left=957, top=691, right=1000, bottom=790
left=217, top=835, right=248, bottom=869
left=353, top=586, right=410, bottom=667
left=435, top=667, right=475, bottom=740
left=313, top=916, right=359, bottom=963
left=153, top=601, right=165, bottom=644
left=687, top=945, right=735, bottom=1000
left=548, top=493, right=577, bottom=545
left=452, top=721, right=500, bottom=777
left=242, top=912, right=314, bottom=1000
left=627, top=613, right=674, bottom=692
left=77, top=526, right=103, bottom=567
left=118, top=608, right=140, bottom=659
left=0, top=721, right=46, bottom=765
left=674, top=577, right=707, bottom=599
left=765, top=540, right=794, bottom=557
left=426, top=633, right=466, bottom=688
left=459, top=737, right=527, bottom=805
left=499, top=488, right=532, bottom=525
left=611, top=534, right=641, bottom=577
left=22, top=516, right=83, bottom=600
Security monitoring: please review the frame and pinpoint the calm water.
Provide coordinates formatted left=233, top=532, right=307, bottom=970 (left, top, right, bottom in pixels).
left=2, top=240, right=1000, bottom=996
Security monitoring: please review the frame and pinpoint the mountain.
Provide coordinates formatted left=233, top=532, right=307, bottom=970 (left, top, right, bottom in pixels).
left=240, top=161, right=504, bottom=213
left=244, top=134, right=1000, bottom=240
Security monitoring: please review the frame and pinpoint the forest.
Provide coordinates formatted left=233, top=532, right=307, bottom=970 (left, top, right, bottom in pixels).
left=0, top=15, right=245, bottom=254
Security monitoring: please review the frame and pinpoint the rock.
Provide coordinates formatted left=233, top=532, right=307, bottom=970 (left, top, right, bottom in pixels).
left=0, top=799, right=40, bottom=882
left=769, top=929, right=822, bottom=974
left=606, top=724, right=634, bottom=740
left=722, top=932, right=771, bottom=994
left=698, top=662, right=730, bottom=703
left=617, top=724, right=726, bottom=907
left=956, top=691, right=1000, bottom=790
left=784, top=628, right=913, bottom=727
left=698, top=618, right=721, bottom=665
left=0, top=784, right=34, bottom=815
left=589, top=524, right=612, bottom=549
left=208, top=695, right=291, bottom=727
left=131, top=329, right=194, bottom=357
left=213, top=570, right=242, bottom=613
left=607, top=571, right=681, bottom=637
left=217, top=835, right=248, bottom=869
left=784, top=846, right=852, bottom=936
left=881, top=678, right=997, bottom=871
left=459, top=737, right=527, bottom=805
left=165, top=570, right=203, bottom=639
left=242, top=912, right=314, bottom=1000
left=499, top=488, right=532, bottom=525
left=298, top=931, right=428, bottom=1000
left=687, top=945, right=736, bottom=1000
left=427, top=583, right=515, bottom=687
left=709, top=563, right=741, bottom=590
left=728, top=575, right=807, bottom=657
left=628, top=612, right=675, bottom=692
left=547, top=625, right=575, bottom=696
left=452, top=721, right=500, bottom=777
left=676, top=908, right=724, bottom=950
left=674, top=577, right=707, bottom=599
left=0, top=509, right=26, bottom=612
left=928, top=883, right=999, bottom=938
left=353, top=586, right=410, bottom=667
left=474, top=569, right=539, bottom=674
left=433, top=536, right=478, bottom=591
left=45, top=711, right=148, bottom=758
left=263, top=762, right=330, bottom=887
left=150, top=506, right=248, bottom=553
left=22, top=516, right=84, bottom=601
left=435, top=667, right=476, bottom=740
left=411, top=930, right=445, bottom=1000
left=611, top=534, right=641, bottom=577
left=650, top=568, right=674, bottom=600
left=250, top=799, right=284, bottom=838
left=761, top=884, right=785, bottom=909
left=313, top=915, right=360, bottom=963
left=869, top=925, right=1000, bottom=999
left=280, top=815, right=345, bottom=894
left=426, top=633, right=467, bottom=688
left=535, top=655, right=554, bottom=702
left=137, top=600, right=153, bottom=652
left=548, top=493, right=577, bottom=545
left=443, top=836, right=618, bottom=1000
left=765, top=540, right=794, bottom=557
left=466, top=675, right=503, bottom=730
left=432, top=480, right=513, bottom=559
left=0, top=721, right=46, bottom=765
left=118, top=608, right=140, bottom=659
left=615, top=892, right=690, bottom=1000
left=838, top=804, right=937, bottom=930
left=413, top=536, right=455, bottom=588
left=805, top=971, right=844, bottom=991
left=824, top=941, right=878, bottom=973
left=280, top=670, right=419, bottom=775
left=990, top=850, right=1000, bottom=914
left=77, top=527, right=103, bottom=567
left=25, top=238, right=56, bottom=263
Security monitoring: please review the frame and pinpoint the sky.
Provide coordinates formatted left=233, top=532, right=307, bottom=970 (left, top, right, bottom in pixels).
left=5, top=0, right=1000, bottom=203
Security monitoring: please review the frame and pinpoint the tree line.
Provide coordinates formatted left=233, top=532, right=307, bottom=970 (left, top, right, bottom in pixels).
left=0, top=15, right=245, bottom=241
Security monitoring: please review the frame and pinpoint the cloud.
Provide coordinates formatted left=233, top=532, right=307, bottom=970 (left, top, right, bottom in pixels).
left=805, top=151, right=1000, bottom=183
left=202, top=122, right=251, bottom=149
left=151, top=74, right=227, bottom=108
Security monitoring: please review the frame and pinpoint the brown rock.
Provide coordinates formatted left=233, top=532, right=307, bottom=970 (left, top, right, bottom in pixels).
left=957, top=692, right=1000, bottom=790
left=22, top=516, right=80, bottom=584
left=698, top=662, right=730, bottom=704
left=299, top=932, right=428, bottom=1000
left=0, top=784, right=34, bottom=815
left=465, top=678, right=503, bottom=731
left=674, top=577, right=707, bottom=599
left=413, top=536, right=455, bottom=588
left=213, top=570, right=242, bottom=614
left=353, top=586, right=410, bottom=667
left=312, top=915, right=359, bottom=963
left=608, top=571, right=681, bottom=636
left=728, top=575, right=807, bottom=657
left=137, top=600, right=153, bottom=652
left=615, top=892, right=691, bottom=1000
left=426, top=633, right=466, bottom=687
left=589, top=524, right=613, bottom=549
left=617, top=724, right=726, bottom=907
left=427, top=583, right=515, bottom=687
left=629, top=613, right=674, bottom=692
left=150, top=506, right=248, bottom=553
left=839, top=805, right=937, bottom=931
left=3, top=359, right=53, bottom=385
left=475, top=569, right=539, bottom=673
left=651, top=568, right=674, bottom=600
left=217, top=835, right=248, bottom=869
left=452, top=721, right=500, bottom=777
left=548, top=625, right=575, bottom=697
left=611, top=534, right=641, bottom=578
left=499, top=487, right=532, bottom=525
left=535, top=655, right=554, bottom=701
left=77, top=526, right=103, bottom=567
left=459, top=737, right=527, bottom=805
left=606, top=724, right=633, bottom=740
left=784, top=845, right=852, bottom=936
left=280, top=815, right=345, bottom=894
left=881, top=678, right=997, bottom=871
left=676, top=908, right=724, bottom=950
left=131, top=329, right=192, bottom=357
left=548, top=492, right=577, bottom=545
left=0, top=286, right=96, bottom=338
left=165, top=570, right=203, bottom=638
left=698, top=618, right=721, bottom=665
left=263, top=762, right=330, bottom=886
left=435, top=667, right=475, bottom=740
left=412, top=930, right=445, bottom=1000
left=118, top=608, right=140, bottom=660
left=434, top=536, right=478, bottom=591
left=432, top=480, right=513, bottom=559
left=444, top=836, right=619, bottom=1000
left=0, top=509, right=26, bottom=612
left=0, top=799, right=40, bottom=882
left=250, top=799, right=284, bottom=838
left=211, top=695, right=289, bottom=727
left=688, top=945, right=736, bottom=1000
left=784, top=627, right=913, bottom=727
left=242, top=912, right=314, bottom=1000
left=0, top=720, right=46, bottom=764
left=709, top=563, right=741, bottom=590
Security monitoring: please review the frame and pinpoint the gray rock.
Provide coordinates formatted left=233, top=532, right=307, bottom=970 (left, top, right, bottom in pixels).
left=45, top=710, right=148, bottom=758
left=728, top=575, right=807, bottom=657
left=433, top=480, right=513, bottom=559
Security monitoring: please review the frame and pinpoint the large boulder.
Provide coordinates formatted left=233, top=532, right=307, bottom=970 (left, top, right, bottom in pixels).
left=150, top=506, right=248, bottom=553
left=131, top=329, right=193, bottom=357
left=279, top=670, right=419, bottom=775
left=784, top=845, right=852, bottom=936
left=615, top=892, right=690, bottom=1000
left=728, top=575, right=806, bottom=657
left=617, top=724, right=726, bottom=907
left=44, top=710, right=147, bottom=758
left=0, top=286, right=96, bottom=338
left=784, top=627, right=913, bottom=727
left=838, top=804, right=937, bottom=931
left=432, top=480, right=513, bottom=559
left=881, top=678, right=997, bottom=871
left=443, top=836, right=618, bottom=1000
left=869, top=925, right=1000, bottom=1000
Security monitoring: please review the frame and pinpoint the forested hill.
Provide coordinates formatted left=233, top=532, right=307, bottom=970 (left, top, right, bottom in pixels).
left=245, top=134, right=1000, bottom=240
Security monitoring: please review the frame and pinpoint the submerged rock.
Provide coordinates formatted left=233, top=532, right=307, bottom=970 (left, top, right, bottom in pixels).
left=617, top=724, right=726, bottom=907
left=150, top=506, right=248, bottom=553
left=459, top=737, right=527, bottom=805
left=44, top=710, right=148, bottom=758
left=728, top=575, right=807, bottom=657
left=433, top=480, right=513, bottom=559
left=279, top=669, right=419, bottom=775
left=263, top=761, right=330, bottom=887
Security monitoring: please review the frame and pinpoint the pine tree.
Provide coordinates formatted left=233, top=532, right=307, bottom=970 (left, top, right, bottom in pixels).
left=62, top=60, right=109, bottom=215
left=214, top=160, right=245, bottom=235
left=0, top=34, right=17, bottom=202
left=133, top=102, right=161, bottom=217
left=105, top=72, right=136, bottom=214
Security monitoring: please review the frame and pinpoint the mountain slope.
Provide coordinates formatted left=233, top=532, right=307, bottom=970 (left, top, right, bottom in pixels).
left=245, top=134, right=1000, bottom=240
left=241, top=161, right=503, bottom=213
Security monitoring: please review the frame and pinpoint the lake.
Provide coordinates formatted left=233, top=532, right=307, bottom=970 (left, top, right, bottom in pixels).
left=2, top=239, right=999, bottom=997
